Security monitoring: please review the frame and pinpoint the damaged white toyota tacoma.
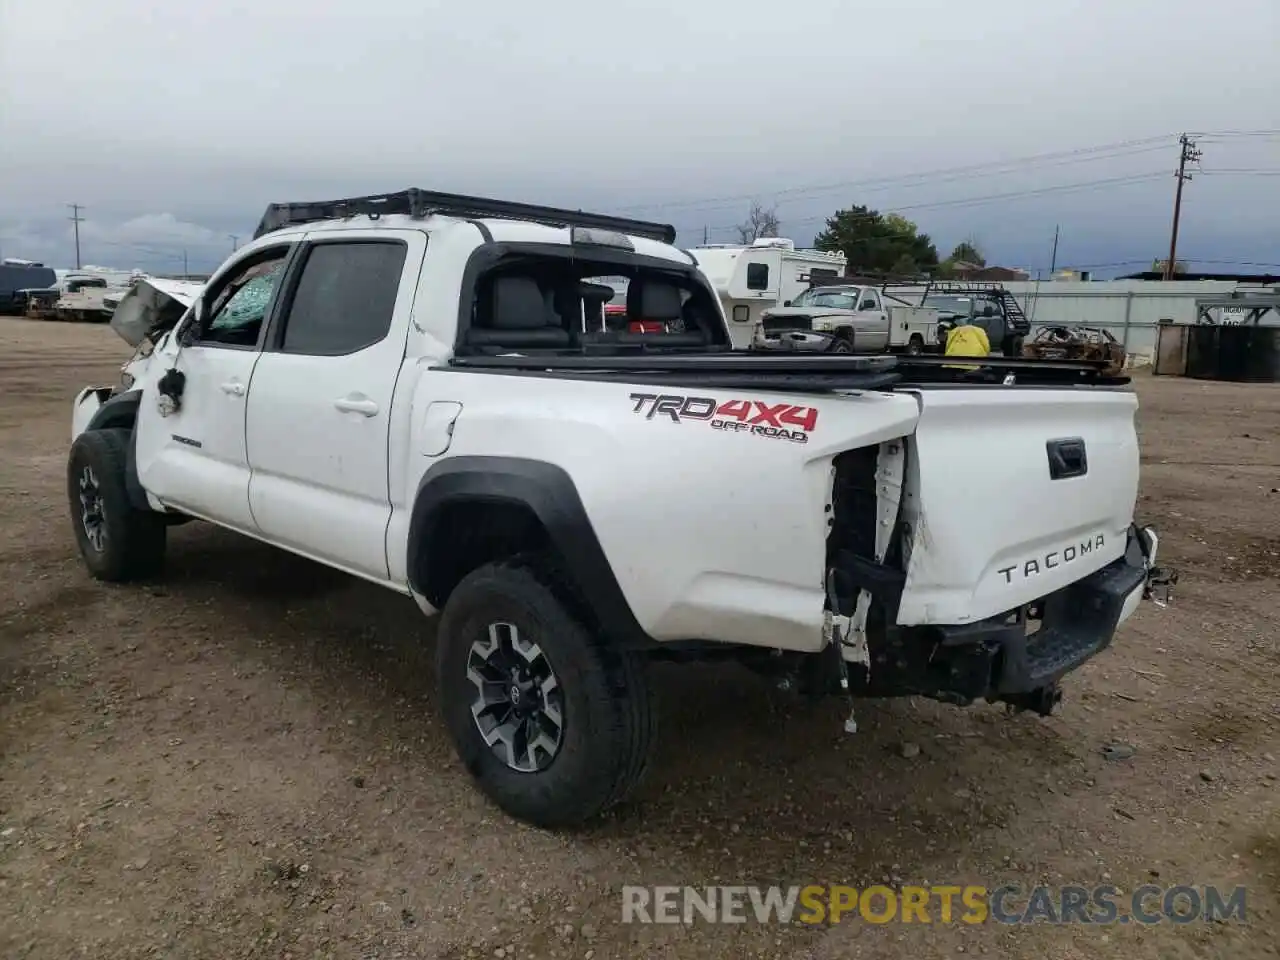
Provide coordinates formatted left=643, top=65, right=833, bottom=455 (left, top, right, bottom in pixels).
left=68, top=189, right=1176, bottom=827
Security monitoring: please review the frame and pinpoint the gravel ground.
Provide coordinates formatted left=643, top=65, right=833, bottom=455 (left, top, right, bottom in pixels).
left=1, top=317, right=1277, bottom=960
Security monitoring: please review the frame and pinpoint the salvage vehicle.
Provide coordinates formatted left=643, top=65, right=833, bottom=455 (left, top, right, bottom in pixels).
left=0, top=259, right=58, bottom=315
left=752, top=283, right=941, bottom=355
left=67, top=188, right=1176, bottom=828
left=689, top=238, right=848, bottom=349
left=886, top=280, right=1032, bottom=356
left=1022, top=325, right=1127, bottom=378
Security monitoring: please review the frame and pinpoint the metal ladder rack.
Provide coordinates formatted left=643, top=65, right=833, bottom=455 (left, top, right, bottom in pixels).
left=252, top=188, right=678, bottom=244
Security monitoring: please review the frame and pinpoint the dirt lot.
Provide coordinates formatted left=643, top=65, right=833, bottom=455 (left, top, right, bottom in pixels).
left=1, top=317, right=1278, bottom=960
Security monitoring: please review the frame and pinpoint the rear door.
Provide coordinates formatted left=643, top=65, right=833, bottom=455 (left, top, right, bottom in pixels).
left=133, top=244, right=295, bottom=531
left=244, top=229, right=425, bottom=582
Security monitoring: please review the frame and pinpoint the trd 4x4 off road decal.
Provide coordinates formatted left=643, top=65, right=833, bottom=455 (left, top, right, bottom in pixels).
left=628, top=393, right=817, bottom=444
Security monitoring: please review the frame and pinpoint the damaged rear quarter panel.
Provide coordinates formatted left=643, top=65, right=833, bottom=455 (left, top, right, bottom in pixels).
left=415, top=373, right=921, bottom=653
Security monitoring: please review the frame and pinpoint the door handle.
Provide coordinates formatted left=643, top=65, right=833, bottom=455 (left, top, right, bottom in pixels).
left=220, top=381, right=246, bottom=396
left=334, top=397, right=379, bottom=417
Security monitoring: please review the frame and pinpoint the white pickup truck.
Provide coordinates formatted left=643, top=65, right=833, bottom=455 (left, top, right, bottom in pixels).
left=68, top=189, right=1176, bottom=827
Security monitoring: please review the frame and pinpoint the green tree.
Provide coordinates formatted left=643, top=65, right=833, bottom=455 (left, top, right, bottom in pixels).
left=890, top=253, right=921, bottom=277
left=949, top=240, right=985, bottom=266
left=813, top=205, right=938, bottom=276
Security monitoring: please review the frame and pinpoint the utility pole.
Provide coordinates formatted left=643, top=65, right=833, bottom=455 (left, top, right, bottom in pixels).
left=1049, top=224, right=1060, bottom=275
left=703, top=225, right=709, bottom=245
left=229, top=234, right=239, bottom=252
left=67, top=204, right=85, bottom=269
left=183, top=250, right=189, bottom=277
left=1164, top=134, right=1201, bottom=280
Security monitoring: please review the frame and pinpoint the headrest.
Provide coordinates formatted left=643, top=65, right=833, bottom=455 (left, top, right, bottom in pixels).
left=491, top=276, right=553, bottom=330
left=577, top=282, right=616, bottom=304
left=627, top=281, right=683, bottom=321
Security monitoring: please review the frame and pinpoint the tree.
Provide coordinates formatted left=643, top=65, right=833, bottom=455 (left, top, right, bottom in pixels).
left=735, top=202, right=780, bottom=244
left=935, top=238, right=986, bottom=279
left=890, top=254, right=922, bottom=277
left=948, top=240, right=986, bottom=266
left=813, top=205, right=938, bottom=276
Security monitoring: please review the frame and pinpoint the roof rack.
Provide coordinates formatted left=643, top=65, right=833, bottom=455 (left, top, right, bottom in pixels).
left=252, top=188, right=678, bottom=244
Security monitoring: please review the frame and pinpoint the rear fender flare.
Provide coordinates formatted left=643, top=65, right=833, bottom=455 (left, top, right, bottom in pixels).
left=407, top=456, right=652, bottom=649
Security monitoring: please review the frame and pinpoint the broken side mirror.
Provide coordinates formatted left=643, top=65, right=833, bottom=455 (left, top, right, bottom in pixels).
left=177, top=301, right=205, bottom=347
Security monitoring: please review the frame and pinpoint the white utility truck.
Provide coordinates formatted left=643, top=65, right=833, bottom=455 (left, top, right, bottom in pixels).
left=688, top=238, right=848, bottom=349
left=753, top=282, right=943, bottom=354
left=68, top=189, right=1176, bottom=828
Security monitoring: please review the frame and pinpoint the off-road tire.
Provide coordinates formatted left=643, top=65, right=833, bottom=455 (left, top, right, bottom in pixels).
left=68, top=428, right=166, bottom=582
left=436, top=556, right=656, bottom=828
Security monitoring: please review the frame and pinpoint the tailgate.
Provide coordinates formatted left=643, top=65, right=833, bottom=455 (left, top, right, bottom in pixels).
left=897, top=387, right=1140, bottom=625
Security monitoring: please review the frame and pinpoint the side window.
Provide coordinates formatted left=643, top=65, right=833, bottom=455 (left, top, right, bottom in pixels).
left=746, top=262, right=769, bottom=291
left=201, top=252, right=289, bottom=347
left=279, top=242, right=407, bottom=356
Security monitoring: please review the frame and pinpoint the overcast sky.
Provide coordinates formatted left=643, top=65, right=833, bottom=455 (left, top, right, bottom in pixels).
left=2, top=0, right=1277, bottom=276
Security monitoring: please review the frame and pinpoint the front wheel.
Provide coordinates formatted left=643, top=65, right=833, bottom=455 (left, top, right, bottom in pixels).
left=826, top=336, right=852, bottom=354
left=435, top=557, right=657, bottom=828
left=67, top=428, right=166, bottom=581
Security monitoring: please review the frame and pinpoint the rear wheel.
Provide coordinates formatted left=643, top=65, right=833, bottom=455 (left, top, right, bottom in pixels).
left=436, top=556, right=656, bottom=827
left=67, top=428, right=166, bottom=581
left=906, top=334, right=925, bottom=355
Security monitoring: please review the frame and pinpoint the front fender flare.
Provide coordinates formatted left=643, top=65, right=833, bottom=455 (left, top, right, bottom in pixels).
left=407, top=456, right=652, bottom=649
left=78, top=389, right=151, bottom=511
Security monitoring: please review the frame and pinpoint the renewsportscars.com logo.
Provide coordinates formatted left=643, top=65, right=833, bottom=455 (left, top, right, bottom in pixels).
left=629, top=393, right=819, bottom=444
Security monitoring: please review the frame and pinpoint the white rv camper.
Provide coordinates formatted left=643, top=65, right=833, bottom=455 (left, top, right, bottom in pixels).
left=688, top=239, right=848, bottom=349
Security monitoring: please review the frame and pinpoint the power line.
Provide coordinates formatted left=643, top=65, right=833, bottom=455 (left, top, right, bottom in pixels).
left=67, top=204, right=85, bottom=270
left=617, top=134, right=1179, bottom=215
left=689, top=171, right=1171, bottom=235
left=1199, top=168, right=1280, bottom=176
left=1188, top=129, right=1280, bottom=138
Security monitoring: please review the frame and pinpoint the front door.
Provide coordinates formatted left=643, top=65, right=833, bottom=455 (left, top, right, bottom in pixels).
left=245, top=231, right=424, bottom=582
left=133, top=245, right=294, bottom=531
left=856, top=289, right=890, bottom=351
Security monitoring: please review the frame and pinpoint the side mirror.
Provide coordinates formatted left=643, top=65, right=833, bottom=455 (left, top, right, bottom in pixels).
left=783, top=300, right=792, bottom=307
left=983, top=305, right=995, bottom=318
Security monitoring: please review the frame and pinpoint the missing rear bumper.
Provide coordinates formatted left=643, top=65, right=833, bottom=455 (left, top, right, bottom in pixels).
left=849, top=523, right=1175, bottom=714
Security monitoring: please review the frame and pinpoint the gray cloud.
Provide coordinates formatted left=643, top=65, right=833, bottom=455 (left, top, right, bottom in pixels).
left=2, top=0, right=1277, bottom=276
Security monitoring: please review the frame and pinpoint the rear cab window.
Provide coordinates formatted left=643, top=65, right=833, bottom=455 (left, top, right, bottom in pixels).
left=456, top=243, right=728, bottom=356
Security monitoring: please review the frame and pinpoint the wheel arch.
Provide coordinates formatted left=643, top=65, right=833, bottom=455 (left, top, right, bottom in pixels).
left=407, top=456, right=653, bottom=649
left=86, top=389, right=142, bottom=432
left=82, top=392, right=151, bottom=511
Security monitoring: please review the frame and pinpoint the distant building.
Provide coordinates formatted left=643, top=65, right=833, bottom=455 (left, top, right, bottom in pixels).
left=949, top=261, right=1031, bottom=282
